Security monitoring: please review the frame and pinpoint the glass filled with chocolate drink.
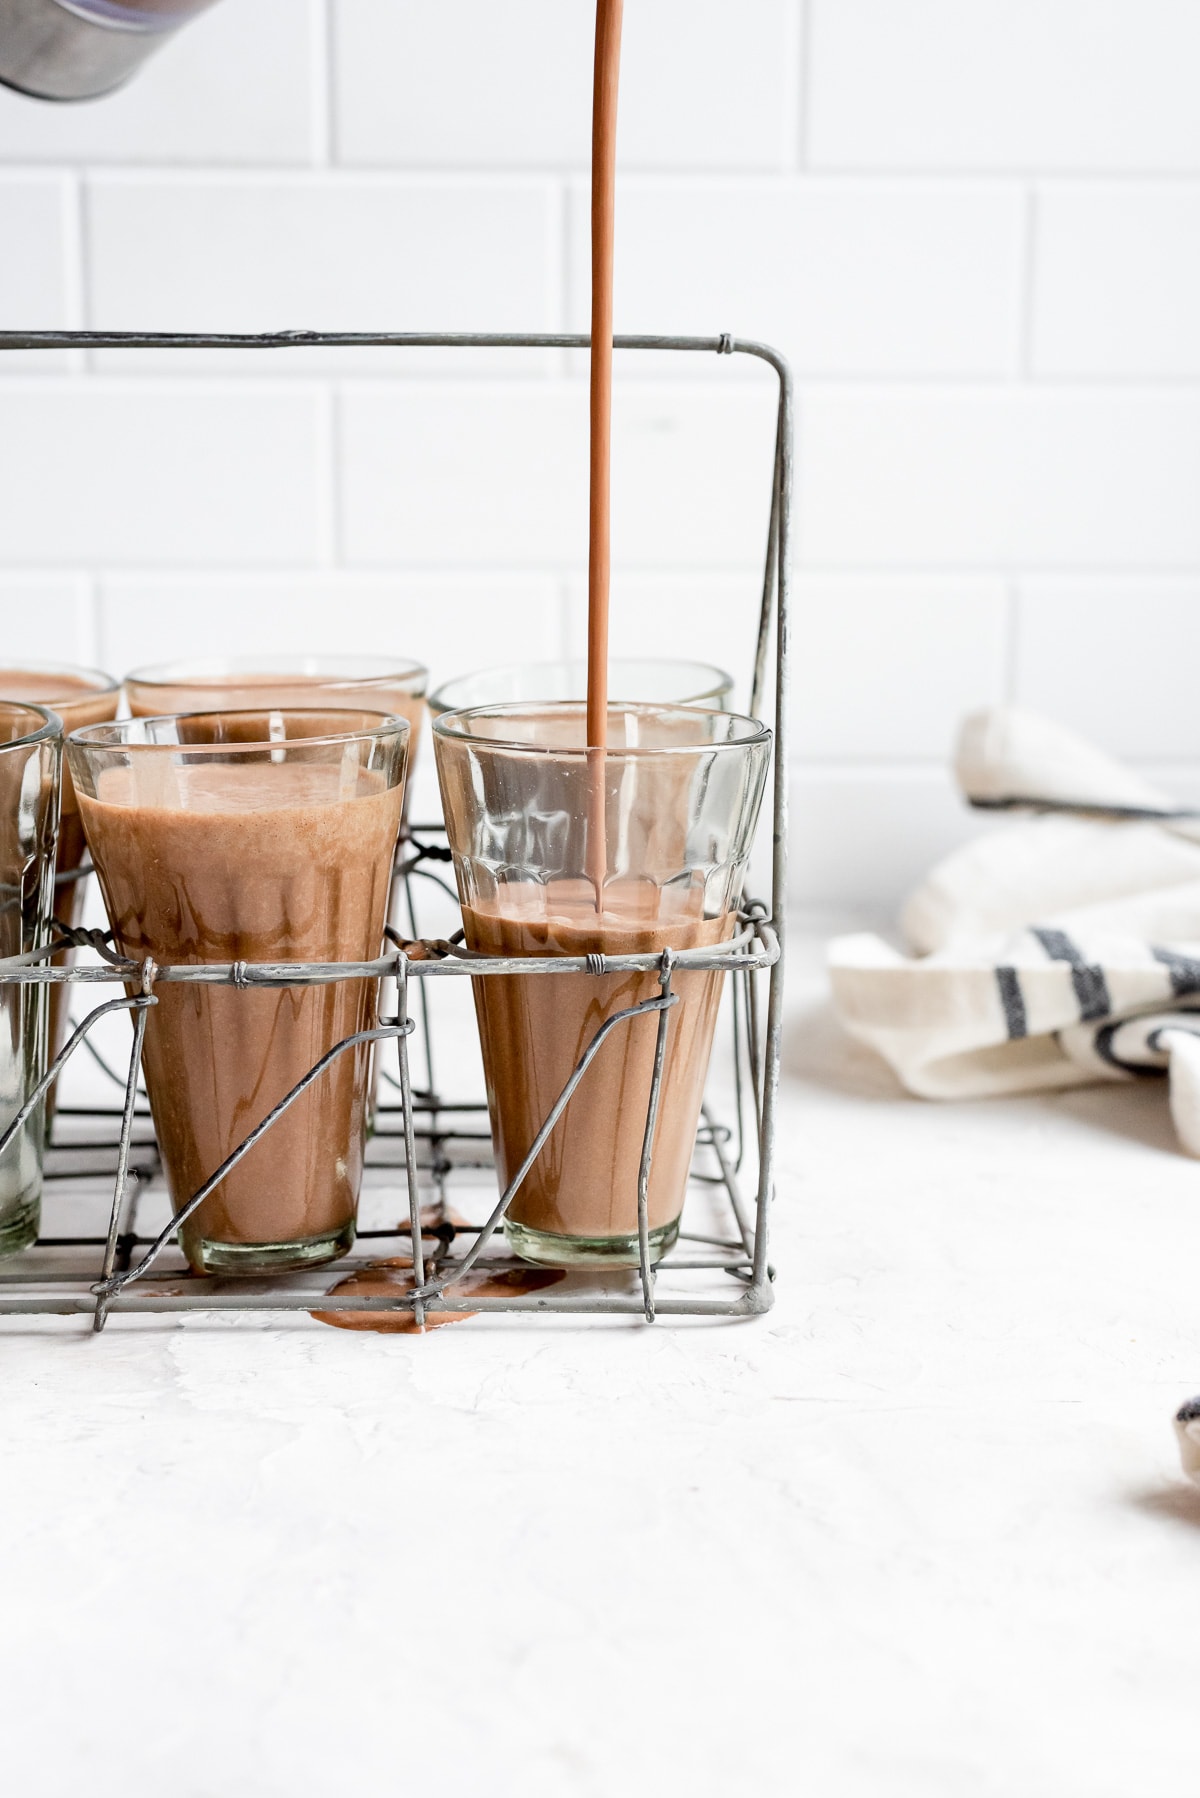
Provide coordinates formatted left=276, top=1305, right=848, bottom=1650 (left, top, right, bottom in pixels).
left=127, top=656, right=430, bottom=1127
left=0, top=703, right=62, bottom=1255
left=68, top=708, right=409, bottom=1276
left=125, top=655, right=427, bottom=811
left=0, top=666, right=119, bottom=1112
left=434, top=701, right=770, bottom=1268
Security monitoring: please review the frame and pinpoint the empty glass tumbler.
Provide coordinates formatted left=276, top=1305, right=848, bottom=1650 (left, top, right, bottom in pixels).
left=429, top=657, right=733, bottom=716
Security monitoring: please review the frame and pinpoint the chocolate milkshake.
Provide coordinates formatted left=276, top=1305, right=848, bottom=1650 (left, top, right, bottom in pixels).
left=466, top=881, right=731, bottom=1261
left=70, top=710, right=407, bottom=1275
left=125, top=655, right=428, bottom=809
left=0, top=667, right=119, bottom=1100
left=127, top=662, right=429, bottom=1119
left=435, top=702, right=770, bottom=1266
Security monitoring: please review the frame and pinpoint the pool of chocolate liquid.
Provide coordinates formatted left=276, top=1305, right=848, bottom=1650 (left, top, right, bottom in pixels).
left=314, top=1259, right=564, bottom=1333
left=0, top=672, right=119, bottom=1103
left=77, top=757, right=402, bottom=1271
left=463, top=880, right=730, bottom=1245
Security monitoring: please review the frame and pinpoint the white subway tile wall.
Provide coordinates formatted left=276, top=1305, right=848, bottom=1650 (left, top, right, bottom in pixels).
left=333, top=1, right=797, bottom=171
left=0, top=0, right=1192, bottom=908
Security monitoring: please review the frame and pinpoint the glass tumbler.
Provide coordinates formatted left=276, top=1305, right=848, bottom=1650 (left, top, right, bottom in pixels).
left=429, top=657, right=733, bottom=716
left=125, top=654, right=428, bottom=815
left=127, top=656, right=431, bottom=1120
left=0, top=664, right=120, bottom=1109
left=68, top=708, right=409, bottom=1276
left=0, top=702, right=61, bottom=1256
left=435, top=702, right=770, bottom=1268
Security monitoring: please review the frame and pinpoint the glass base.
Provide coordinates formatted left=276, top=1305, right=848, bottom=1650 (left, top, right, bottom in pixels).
left=186, top=1217, right=355, bottom=1278
left=503, top=1215, right=680, bottom=1270
left=0, top=1189, right=40, bottom=1259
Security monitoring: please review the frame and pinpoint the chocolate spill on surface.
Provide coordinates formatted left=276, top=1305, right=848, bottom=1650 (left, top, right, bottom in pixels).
left=312, top=1258, right=564, bottom=1334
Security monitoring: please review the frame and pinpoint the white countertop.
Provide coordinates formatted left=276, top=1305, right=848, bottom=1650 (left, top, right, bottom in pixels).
left=5, top=914, right=1200, bottom=1797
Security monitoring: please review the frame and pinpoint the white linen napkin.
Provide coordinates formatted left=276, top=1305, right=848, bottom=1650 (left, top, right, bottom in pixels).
left=829, top=707, right=1200, bottom=1155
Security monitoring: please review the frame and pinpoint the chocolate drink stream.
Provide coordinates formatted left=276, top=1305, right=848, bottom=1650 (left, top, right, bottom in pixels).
left=78, top=761, right=402, bottom=1273
left=464, top=881, right=733, bottom=1256
left=586, top=0, right=624, bottom=904
left=0, top=671, right=119, bottom=1110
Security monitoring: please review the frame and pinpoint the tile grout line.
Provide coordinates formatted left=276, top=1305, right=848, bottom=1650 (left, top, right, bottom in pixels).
left=60, top=168, right=91, bottom=390
left=787, top=757, right=1200, bottom=772
left=66, top=170, right=99, bottom=671
left=9, top=563, right=1200, bottom=584
left=16, top=367, right=1200, bottom=392
left=17, top=367, right=1200, bottom=391
left=557, top=574, right=574, bottom=661
left=60, top=169, right=86, bottom=332
left=39, top=162, right=1200, bottom=185
left=65, top=164, right=1062, bottom=188
left=81, top=574, right=101, bottom=667
left=310, top=0, right=334, bottom=167
left=793, top=0, right=811, bottom=171
left=317, top=384, right=339, bottom=567
left=1018, top=183, right=1038, bottom=378
left=76, top=170, right=99, bottom=376
left=552, top=175, right=571, bottom=376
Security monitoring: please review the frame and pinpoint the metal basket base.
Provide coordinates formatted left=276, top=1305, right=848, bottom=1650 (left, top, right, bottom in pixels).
left=0, top=1087, right=766, bottom=1325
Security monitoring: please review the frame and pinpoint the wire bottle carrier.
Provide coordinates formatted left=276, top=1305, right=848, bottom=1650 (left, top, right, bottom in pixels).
left=0, top=329, right=790, bottom=1331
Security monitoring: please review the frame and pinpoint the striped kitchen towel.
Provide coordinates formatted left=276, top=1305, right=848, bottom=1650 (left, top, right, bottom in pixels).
left=829, top=708, right=1200, bottom=1155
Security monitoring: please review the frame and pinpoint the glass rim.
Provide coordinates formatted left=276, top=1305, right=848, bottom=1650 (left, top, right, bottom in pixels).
left=432, top=699, right=770, bottom=758
left=0, top=661, right=120, bottom=701
left=0, top=701, right=63, bottom=753
left=66, top=706, right=412, bottom=756
left=124, top=653, right=428, bottom=691
left=428, top=656, right=735, bottom=710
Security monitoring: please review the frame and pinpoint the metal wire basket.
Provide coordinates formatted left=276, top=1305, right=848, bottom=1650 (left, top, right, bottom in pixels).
left=0, top=328, right=791, bottom=1332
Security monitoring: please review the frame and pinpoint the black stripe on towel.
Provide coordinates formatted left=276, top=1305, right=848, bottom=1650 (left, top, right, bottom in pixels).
left=1152, top=946, right=1200, bottom=997
left=995, top=967, right=1028, bottom=1039
left=1091, top=1022, right=1162, bottom=1077
left=1030, top=926, right=1112, bottom=1022
left=1148, top=1015, right=1200, bottom=1052
left=1096, top=1003, right=1200, bottom=1073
